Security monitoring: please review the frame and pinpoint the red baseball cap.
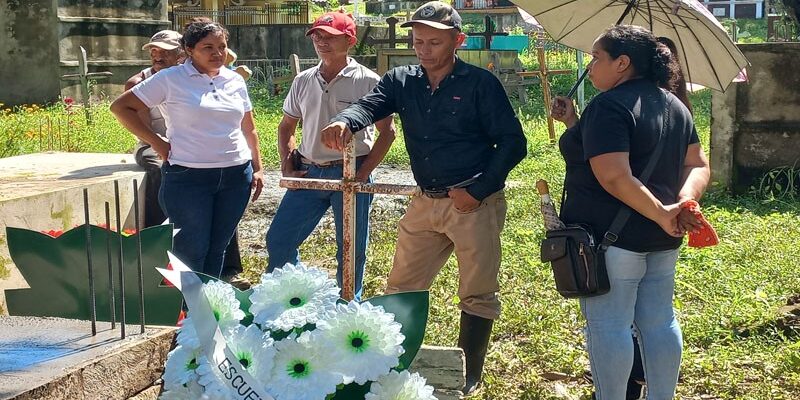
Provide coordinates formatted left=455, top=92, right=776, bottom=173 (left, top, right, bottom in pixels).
left=306, top=11, right=356, bottom=38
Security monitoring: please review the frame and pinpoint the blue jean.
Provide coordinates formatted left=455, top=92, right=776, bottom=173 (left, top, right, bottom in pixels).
left=266, top=161, right=373, bottom=300
left=580, top=246, right=682, bottom=400
left=159, top=161, right=252, bottom=278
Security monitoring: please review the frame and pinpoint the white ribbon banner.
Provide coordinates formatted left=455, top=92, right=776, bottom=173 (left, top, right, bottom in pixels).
left=158, top=252, right=274, bottom=400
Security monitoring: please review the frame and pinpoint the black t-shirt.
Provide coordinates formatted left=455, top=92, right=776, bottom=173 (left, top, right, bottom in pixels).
left=558, top=78, right=699, bottom=252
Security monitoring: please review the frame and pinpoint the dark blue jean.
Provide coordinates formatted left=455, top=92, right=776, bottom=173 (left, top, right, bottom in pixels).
left=159, top=161, right=252, bottom=277
left=265, top=161, right=373, bottom=300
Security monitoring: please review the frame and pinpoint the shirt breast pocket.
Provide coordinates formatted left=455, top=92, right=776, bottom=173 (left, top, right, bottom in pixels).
left=440, top=101, right=464, bottom=128
left=336, top=98, right=358, bottom=112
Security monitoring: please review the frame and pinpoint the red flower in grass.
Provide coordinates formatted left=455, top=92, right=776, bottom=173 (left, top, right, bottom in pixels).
left=63, top=97, right=75, bottom=114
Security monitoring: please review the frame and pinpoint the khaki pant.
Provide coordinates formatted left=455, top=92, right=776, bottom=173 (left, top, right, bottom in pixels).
left=386, top=190, right=507, bottom=319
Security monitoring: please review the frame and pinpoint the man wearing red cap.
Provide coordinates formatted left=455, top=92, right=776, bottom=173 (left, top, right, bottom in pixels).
left=265, top=12, right=395, bottom=301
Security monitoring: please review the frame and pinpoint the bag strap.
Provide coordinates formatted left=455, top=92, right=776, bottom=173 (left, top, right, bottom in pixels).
left=600, top=90, right=672, bottom=249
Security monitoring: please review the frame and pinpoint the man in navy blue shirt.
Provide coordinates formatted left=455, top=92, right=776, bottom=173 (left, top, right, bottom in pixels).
left=321, top=2, right=526, bottom=394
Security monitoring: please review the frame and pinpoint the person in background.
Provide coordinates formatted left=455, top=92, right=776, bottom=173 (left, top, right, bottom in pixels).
left=125, top=30, right=183, bottom=228
left=551, top=25, right=710, bottom=399
left=265, top=11, right=395, bottom=300
left=111, top=19, right=264, bottom=280
left=320, top=2, right=527, bottom=394
left=657, top=36, right=693, bottom=115
left=224, top=48, right=253, bottom=82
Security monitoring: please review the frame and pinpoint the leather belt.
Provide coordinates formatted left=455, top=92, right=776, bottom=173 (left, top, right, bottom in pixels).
left=420, top=174, right=482, bottom=199
left=300, top=155, right=367, bottom=167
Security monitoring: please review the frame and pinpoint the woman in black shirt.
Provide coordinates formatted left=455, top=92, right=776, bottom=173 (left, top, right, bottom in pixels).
left=551, top=25, right=710, bottom=399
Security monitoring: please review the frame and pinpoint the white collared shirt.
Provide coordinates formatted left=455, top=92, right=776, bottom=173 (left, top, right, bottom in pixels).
left=132, top=60, right=253, bottom=168
left=283, top=57, right=379, bottom=163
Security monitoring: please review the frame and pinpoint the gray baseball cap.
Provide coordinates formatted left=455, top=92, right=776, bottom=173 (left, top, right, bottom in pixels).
left=400, top=1, right=462, bottom=30
left=142, top=30, right=182, bottom=51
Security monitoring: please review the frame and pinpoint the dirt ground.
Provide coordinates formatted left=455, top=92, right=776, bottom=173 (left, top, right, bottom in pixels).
left=236, top=165, right=415, bottom=259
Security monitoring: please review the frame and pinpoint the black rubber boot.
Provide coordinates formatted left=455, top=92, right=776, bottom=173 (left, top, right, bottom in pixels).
left=458, top=311, right=494, bottom=396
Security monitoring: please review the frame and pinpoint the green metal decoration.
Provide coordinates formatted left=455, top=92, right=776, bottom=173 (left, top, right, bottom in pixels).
left=4, top=224, right=181, bottom=325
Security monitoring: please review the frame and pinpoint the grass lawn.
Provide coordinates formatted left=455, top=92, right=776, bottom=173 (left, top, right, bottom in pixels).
left=2, top=49, right=799, bottom=398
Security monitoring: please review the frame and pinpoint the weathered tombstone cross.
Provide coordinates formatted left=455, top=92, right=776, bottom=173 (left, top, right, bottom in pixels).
left=60, top=46, right=113, bottom=124
left=279, top=139, right=417, bottom=300
left=473, top=15, right=508, bottom=50
left=362, top=17, right=414, bottom=50
left=516, top=32, right=573, bottom=142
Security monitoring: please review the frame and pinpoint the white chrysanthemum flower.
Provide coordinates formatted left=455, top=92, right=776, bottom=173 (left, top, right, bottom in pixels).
left=196, top=355, right=233, bottom=400
left=317, top=301, right=405, bottom=385
left=159, top=381, right=204, bottom=400
left=203, top=280, right=245, bottom=331
left=221, top=324, right=277, bottom=384
left=365, top=370, right=438, bottom=400
left=163, top=345, right=202, bottom=390
left=249, top=263, right=340, bottom=332
left=268, top=332, right=343, bottom=400
left=176, top=317, right=200, bottom=350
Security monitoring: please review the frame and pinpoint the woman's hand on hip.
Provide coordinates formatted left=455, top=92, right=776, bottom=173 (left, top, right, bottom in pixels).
left=251, top=170, right=264, bottom=202
left=152, top=139, right=171, bottom=160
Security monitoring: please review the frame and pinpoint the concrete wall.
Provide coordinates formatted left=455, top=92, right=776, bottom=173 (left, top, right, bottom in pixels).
left=0, top=0, right=168, bottom=106
left=227, top=24, right=389, bottom=60
left=0, top=153, right=145, bottom=315
left=0, top=0, right=61, bottom=106
left=58, top=0, right=170, bottom=102
left=711, top=42, right=800, bottom=193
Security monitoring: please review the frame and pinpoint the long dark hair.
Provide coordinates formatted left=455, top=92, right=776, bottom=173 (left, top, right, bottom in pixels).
left=656, top=36, right=693, bottom=115
left=181, top=17, right=229, bottom=49
left=596, top=25, right=679, bottom=90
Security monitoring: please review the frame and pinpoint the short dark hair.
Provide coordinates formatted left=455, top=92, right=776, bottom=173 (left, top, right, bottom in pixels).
left=181, top=18, right=229, bottom=49
left=597, top=25, right=679, bottom=88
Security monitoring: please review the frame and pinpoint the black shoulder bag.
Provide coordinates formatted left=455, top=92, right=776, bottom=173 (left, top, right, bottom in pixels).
left=541, top=92, right=671, bottom=298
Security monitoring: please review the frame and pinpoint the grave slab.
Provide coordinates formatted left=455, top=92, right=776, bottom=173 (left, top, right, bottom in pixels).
left=0, top=315, right=464, bottom=399
left=0, top=152, right=145, bottom=315
left=0, top=316, right=174, bottom=400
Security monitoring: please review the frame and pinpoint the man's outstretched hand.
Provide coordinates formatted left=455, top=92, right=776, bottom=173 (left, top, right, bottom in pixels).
left=321, top=121, right=353, bottom=151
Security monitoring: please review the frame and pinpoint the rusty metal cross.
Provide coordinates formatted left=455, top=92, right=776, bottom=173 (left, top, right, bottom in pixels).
left=516, top=33, right=573, bottom=142
left=279, top=139, right=416, bottom=301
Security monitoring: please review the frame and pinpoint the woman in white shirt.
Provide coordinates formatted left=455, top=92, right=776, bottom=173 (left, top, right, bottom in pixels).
left=111, top=19, right=264, bottom=278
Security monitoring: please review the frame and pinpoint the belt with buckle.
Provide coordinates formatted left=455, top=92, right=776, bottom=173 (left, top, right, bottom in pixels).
left=301, top=155, right=366, bottom=167
left=421, top=174, right=482, bottom=199
left=421, top=188, right=450, bottom=198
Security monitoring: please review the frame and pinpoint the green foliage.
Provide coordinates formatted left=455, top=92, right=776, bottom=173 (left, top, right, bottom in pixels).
left=751, top=163, right=800, bottom=201
left=0, top=101, right=136, bottom=158
left=720, top=18, right=769, bottom=43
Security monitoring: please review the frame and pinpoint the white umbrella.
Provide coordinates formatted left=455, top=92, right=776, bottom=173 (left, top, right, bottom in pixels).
left=517, top=0, right=750, bottom=93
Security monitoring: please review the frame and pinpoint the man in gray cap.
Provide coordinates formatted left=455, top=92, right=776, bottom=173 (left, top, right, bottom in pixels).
left=320, top=1, right=526, bottom=395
